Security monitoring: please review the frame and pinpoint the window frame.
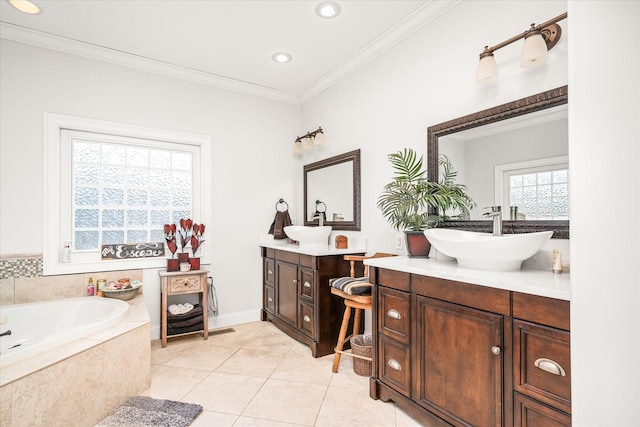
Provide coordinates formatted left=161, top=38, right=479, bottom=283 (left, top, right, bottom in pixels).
left=44, top=113, right=211, bottom=276
left=494, top=155, right=568, bottom=220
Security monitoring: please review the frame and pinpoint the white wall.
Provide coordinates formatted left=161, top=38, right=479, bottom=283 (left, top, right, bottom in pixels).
left=569, top=1, right=640, bottom=425
left=0, top=40, right=302, bottom=333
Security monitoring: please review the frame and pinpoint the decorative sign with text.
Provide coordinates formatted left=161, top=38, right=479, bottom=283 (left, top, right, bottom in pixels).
left=101, top=242, right=165, bottom=260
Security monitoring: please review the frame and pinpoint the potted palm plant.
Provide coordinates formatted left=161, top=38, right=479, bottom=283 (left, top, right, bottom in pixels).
left=377, top=148, right=475, bottom=257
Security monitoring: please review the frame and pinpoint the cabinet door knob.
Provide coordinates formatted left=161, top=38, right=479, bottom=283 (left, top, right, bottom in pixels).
left=303, top=315, right=311, bottom=323
left=534, top=358, right=566, bottom=376
left=303, top=281, right=311, bottom=288
left=491, top=346, right=501, bottom=355
left=268, top=269, right=273, bottom=275
left=292, top=279, right=298, bottom=285
left=387, top=359, right=402, bottom=371
left=268, top=297, right=273, bottom=302
left=387, top=309, right=402, bottom=320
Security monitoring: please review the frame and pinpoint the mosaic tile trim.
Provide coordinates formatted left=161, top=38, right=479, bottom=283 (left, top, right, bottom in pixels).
left=0, top=255, right=43, bottom=279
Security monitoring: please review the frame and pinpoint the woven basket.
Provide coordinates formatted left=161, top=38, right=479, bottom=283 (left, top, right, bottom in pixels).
left=350, top=334, right=373, bottom=376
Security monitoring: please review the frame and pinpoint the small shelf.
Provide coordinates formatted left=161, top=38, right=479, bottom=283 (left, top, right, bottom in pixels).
left=159, top=270, right=208, bottom=348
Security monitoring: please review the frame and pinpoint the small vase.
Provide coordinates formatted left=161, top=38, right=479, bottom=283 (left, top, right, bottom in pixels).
left=167, top=259, right=180, bottom=272
left=189, top=257, right=200, bottom=271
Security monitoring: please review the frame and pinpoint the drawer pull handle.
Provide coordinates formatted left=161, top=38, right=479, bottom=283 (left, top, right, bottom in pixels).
left=304, top=281, right=311, bottom=288
left=491, top=346, right=501, bottom=355
left=534, top=358, right=566, bottom=376
left=387, top=309, right=401, bottom=320
left=387, top=359, right=402, bottom=371
left=303, top=315, right=311, bottom=323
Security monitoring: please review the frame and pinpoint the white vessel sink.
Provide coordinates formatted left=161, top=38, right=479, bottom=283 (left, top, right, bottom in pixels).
left=424, top=229, right=553, bottom=272
left=284, top=226, right=332, bottom=248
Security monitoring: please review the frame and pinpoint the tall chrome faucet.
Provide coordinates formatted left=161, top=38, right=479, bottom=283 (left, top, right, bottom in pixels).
left=483, top=206, right=503, bottom=236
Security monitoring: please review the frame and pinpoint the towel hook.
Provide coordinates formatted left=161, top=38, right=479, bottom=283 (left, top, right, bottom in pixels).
left=275, top=198, right=289, bottom=212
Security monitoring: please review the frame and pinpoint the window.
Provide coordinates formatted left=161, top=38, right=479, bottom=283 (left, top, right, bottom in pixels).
left=44, top=114, right=211, bottom=275
left=495, top=156, right=569, bottom=220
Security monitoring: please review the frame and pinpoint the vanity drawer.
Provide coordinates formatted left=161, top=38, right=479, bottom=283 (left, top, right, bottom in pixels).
left=264, top=258, right=275, bottom=286
left=264, top=285, right=275, bottom=314
left=377, top=286, right=410, bottom=344
left=298, top=301, right=315, bottom=339
left=377, top=268, right=410, bottom=292
left=378, top=334, right=411, bottom=397
left=168, top=274, right=204, bottom=293
left=299, top=267, right=315, bottom=303
left=514, top=392, right=571, bottom=427
left=513, top=319, right=571, bottom=414
left=513, top=292, right=570, bottom=331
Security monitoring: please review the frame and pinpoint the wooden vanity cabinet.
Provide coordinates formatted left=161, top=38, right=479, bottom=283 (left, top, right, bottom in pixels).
left=370, top=267, right=571, bottom=427
left=260, top=247, right=356, bottom=357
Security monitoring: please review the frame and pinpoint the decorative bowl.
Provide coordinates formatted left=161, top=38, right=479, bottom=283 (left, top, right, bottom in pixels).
left=102, top=284, right=141, bottom=301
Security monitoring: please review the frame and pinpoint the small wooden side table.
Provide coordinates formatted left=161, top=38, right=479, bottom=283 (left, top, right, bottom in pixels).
left=159, top=270, right=208, bottom=348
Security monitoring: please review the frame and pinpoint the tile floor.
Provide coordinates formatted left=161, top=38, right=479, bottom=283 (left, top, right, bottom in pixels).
left=146, top=321, right=423, bottom=426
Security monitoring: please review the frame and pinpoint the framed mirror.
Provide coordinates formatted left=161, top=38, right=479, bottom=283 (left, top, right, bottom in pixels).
left=304, top=149, right=361, bottom=231
left=427, top=85, right=569, bottom=238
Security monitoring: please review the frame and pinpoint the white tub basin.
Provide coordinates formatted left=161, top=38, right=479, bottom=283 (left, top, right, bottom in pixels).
left=284, top=225, right=332, bottom=248
left=424, top=229, right=553, bottom=272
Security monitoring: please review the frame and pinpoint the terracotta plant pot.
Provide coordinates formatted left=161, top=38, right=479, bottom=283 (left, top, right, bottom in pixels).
left=167, top=259, right=180, bottom=272
left=405, top=231, right=431, bottom=258
left=189, top=257, right=200, bottom=271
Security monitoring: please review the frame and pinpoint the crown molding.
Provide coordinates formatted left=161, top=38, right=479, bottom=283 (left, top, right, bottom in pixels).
left=1, top=1, right=460, bottom=105
left=0, top=22, right=302, bottom=105
left=298, top=0, right=462, bottom=104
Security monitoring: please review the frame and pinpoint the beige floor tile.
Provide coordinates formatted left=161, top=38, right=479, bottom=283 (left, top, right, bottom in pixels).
left=150, top=336, right=200, bottom=365
left=190, top=409, right=238, bottom=426
left=215, top=347, right=287, bottom=377
left=395, top=406, right=426, bottom=427
left=242, top=378, right=327, bottom=425
left=270, top=350, right=334, bottom=386
left=234, top=416, right=311, bottom=426
left=182, top=372, right=266, bottom=415
left=314, top=384, right=396, bottom=427
left=145, top=365, right=210, bottom=401
left=165, top=341, right=238, bottom=371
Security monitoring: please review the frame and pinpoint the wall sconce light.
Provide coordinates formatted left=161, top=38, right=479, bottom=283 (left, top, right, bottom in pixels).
left=476, top=12, right=567, bottom=84
left=293, top=127, right=325, bottom=155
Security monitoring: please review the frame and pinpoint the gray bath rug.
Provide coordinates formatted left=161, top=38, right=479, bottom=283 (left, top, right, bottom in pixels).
left=95, top=396, right=202, bottom=427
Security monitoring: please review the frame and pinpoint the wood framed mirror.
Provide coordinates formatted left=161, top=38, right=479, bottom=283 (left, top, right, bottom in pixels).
left=427, top=85, right=569, bottom=238
left=304, top=149, right=361, bottom=231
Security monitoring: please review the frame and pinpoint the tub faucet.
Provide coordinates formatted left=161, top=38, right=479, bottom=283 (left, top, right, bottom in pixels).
left=0, top=329, right=11, bottom=337
left=483, top=206, right=503, bottom=236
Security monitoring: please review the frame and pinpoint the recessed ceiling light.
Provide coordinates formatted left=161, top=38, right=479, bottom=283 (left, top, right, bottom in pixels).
left=8, top=0, right=41, bottom=14
left=315, top=1, right=341, bottom=19
left=271, top=52, right=292, bottom=64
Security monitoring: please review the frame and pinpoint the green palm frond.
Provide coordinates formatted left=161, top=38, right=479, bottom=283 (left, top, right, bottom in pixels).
left=377, top=148, right=475, bottom=231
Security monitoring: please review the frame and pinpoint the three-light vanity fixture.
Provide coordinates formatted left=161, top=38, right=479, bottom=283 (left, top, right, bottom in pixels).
left=476, top=12, right=567, bottom=84
left=293, top=127, right=325, bottom=155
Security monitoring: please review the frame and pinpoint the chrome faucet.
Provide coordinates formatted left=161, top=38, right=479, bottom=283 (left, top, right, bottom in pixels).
left=483, top=206, right=503, bottom=236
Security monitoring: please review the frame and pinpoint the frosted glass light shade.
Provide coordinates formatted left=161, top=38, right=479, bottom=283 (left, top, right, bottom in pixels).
left=313, top=132, right=325, bottom=147
left=9, top=0, right=40, bottom=14
left=302, top=137, right=313, bottom=151
left=520, top=32, right=548, bottom=68
left=293, top=141, right=302, bottom=155
left=476, top=54, right=499, bottom=84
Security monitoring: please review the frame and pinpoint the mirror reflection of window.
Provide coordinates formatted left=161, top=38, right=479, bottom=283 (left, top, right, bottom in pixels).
left=495, top=156, right=569, bottom=220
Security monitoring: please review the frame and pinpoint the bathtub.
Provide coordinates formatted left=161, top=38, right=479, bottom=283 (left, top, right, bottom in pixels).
left=0, top=297, right=129, bottom=368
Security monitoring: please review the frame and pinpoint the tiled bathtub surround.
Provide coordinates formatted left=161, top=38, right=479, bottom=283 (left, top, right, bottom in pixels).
left=0, top=253, right=142, bottom=306
left=0, top=294, right=151, bottom=426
